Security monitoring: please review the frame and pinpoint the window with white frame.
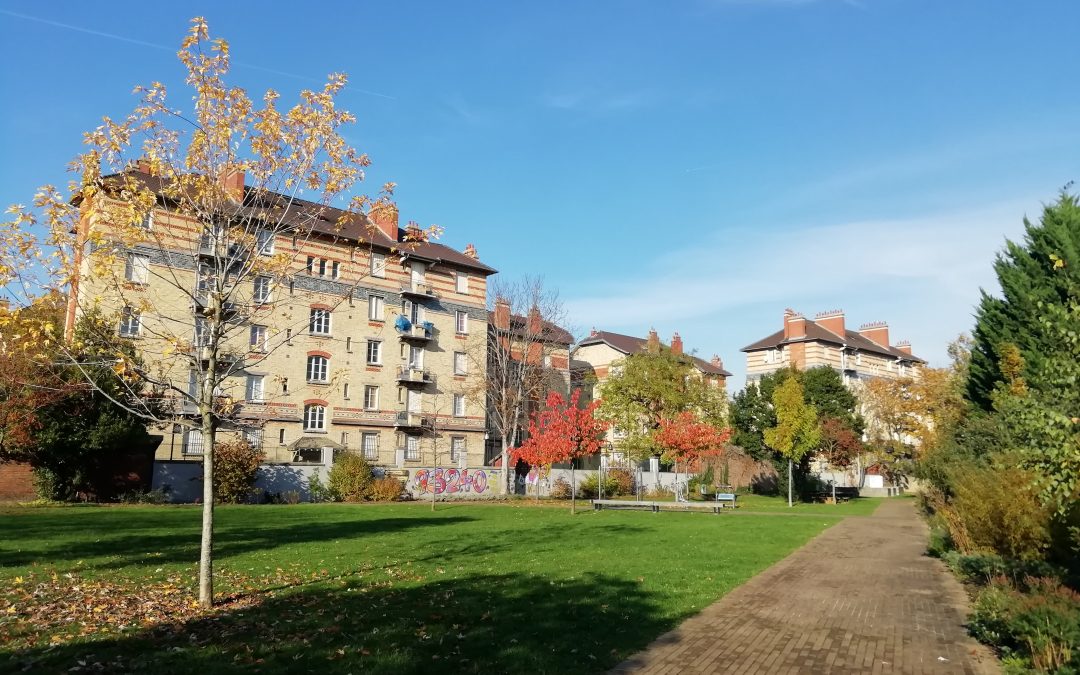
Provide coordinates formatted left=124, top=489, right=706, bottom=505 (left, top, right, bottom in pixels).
left=255, top=229, right=274, bottom=255
left=303, top=404, right=326, bottom=431
left=194, top=316, right=210, bottom=347
left=364, top=385, right=379, bottom=410
left=371, top=252, right=386, bottom=278
left=455, top=311, right=468, bottom=334
left=332, top=261, right=340, bottom=279
left=318, top=258, right=328, bottom=277
left=125, top=253, right=149, bottom=284
left=362, top=432, right=379, bottom=460
left=453, top=394, right=465, bottom=417
left=408, top=345, right=424, bottom=370
left=246, top=375, right=265, bottom=401
left=453, top=352, right=467, bottom=375
left=455, top=272, right=468, bottom=294
left=242, top=427, right=263, bottom=449
left=307, top=355, right=329, bottom=383
left=368, top=295, right=385, bottom=321
left=253, top=276, right=272, bottom=303
left=309, top=308, right=331, bottom=336
left=249, top=324, right=267, bottom=351
left=366, top=339, right=382, bottom=365
left=119, top=306, right=140, bottom=337
left=404, top=435, right=420, bottom=460
left=450, top=436, right=465, bottom=462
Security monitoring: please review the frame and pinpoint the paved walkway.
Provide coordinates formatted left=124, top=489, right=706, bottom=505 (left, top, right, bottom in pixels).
left=612, top=499, right=998, bottom=674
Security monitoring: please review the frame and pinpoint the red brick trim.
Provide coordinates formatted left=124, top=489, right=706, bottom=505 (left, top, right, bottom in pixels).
left=310, top=303, right=332, bottom=311
left=303, top=398, right=329, bottom=407
left=307, top=350, right=331, bottom=359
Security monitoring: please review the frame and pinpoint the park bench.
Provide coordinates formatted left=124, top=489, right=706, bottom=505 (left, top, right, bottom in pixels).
left=592, top=499, right=660, bottom=512
left=592, top=498, right=737, bottom=514
left=810, top=486, right=859, bottom=503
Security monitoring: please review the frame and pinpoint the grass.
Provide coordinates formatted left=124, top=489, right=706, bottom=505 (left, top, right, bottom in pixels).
left=1, top=498, right=864, bottom=674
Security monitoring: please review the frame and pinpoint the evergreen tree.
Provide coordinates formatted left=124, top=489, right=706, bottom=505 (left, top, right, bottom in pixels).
left=802, top=366, right=863, bottom=433
left=730, top=382, right=774, bottom=460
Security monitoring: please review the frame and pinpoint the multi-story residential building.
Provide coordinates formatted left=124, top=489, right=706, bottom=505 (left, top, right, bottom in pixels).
left=574, top=329, right=731, bottom=465
left=67, top=166, right=496, bottom=474
left=741, top=309, right=925, bottom=384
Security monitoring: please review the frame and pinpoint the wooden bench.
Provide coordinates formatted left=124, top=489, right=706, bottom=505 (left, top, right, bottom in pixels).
left=592, top=499, right=737, bottom=514
left=592, top=499, right=660, bottom=512
left=810, top=487, right=859, bottom=503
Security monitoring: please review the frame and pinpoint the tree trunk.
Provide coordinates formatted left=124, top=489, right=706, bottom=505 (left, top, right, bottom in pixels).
left=198, top=410, right=215, bottom=607
left=787, top=459, right=793, bottom=508
left=571, top=462, right=576, bottom=515
left=500, top=433, right=510, bottom=495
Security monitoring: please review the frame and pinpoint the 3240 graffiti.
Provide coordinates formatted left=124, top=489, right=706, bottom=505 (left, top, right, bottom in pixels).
left=413, top=468, right=489, bottom=495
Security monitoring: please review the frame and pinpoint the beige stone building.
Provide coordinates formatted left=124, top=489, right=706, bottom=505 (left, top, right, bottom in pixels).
left=741, top=309, right=925, bottom=384
left=67, top=168, right=496, bottom=476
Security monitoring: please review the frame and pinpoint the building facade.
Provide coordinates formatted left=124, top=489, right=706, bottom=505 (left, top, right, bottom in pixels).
left=742, top=309, right=925, bottom=385
left=67, top=167, right=496, bottom=476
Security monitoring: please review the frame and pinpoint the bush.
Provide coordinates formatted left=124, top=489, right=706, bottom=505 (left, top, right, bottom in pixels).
left=31, top=467, right=63, bottom=501
left=577, top=473, right=620, bottom=499
left=645, top=484, right=673, bottom=499
left=307, top=469, right=335, bottom=503
left=327, top=453, right=374, bottom=502
left=952, top=464, right=1052, bottom=560
left=970, top=577, right=1080, bottom=672
left=118, top=488, right=169, bottom=504
left=369, top=476, right=403, bottom=502
left=608, top=468, right=635, bottom=496
left=688, top=466, right=715, bottom=500
left=942, top=551, right=1062, bottom=587
left=213, top=439, right=264, bottom=504
left=549, top=477, right=572, bottom=499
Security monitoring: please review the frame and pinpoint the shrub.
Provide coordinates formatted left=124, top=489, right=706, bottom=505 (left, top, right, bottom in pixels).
left=970, top=577, right=1080, bottom=672
left=549, top=476, right=572, bottom=499
left=369, top=476, right=403, bottom=502
left=608, top=468, right=635, bottom=496
left=327, top=453, right=374, bottom=502
left=213, top=439, right=264, bottom=504
left=118, top=488, right=169, bottom=504
left=31, top=467, right=63, bottom=501
left=307, top=469, right=336, bottom=503
left=645, top=484, right=673, bottom=499
left=577, top=473, right=620, bottom=499
left=942, top=551, right=1062, bottom=587
left=952, top=464, right=1051, bottom=560
left=280, top=490, right=301, bottom=505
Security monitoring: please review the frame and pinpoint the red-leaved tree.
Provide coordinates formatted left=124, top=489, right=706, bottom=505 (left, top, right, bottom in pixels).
left=654, top=411, right=732, bottom=499
left=513, top=390, right=607, bottom=513
left=818, top=416, right=864, bottom=472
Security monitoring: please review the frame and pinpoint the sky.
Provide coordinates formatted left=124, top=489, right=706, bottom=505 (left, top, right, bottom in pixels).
left=2, top=0, right=1078, bottom=387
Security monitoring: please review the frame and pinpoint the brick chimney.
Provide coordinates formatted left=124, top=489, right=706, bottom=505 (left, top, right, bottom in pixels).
left=671, top=332, right=683, bottom=355
left=711, top=354, right=723, bottom=369
left=895, top=340, right=912, bottom=355
left=783, top=309, right=806, bottom=340
left=493, top=297, right=510, bottom=331
left=463, top=243, right=478, bottom=259
left=859, top=321, right=890, bottom=347
left=527, top=306, right=542, bottom=334
left=815, top=309, right=845, bottom=338
left=646, top=328, right=660, bottom=353
left=222, top=166, right=245, bottom=200
left=369, top=202, right=399, bottom=241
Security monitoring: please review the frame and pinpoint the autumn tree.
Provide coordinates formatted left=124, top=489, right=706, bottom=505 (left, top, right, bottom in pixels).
left=0, top=19, right=439, bottom=606
left=597, top=346, right=727, bottom=463
left=654, top=411, right=732, bottom=499
left=477, top=276, right=570, bottom=494
left=817, top=417, right=863, bottom=471
left=512, top=390, right=606, bottom=513
left=764, top=377, right=820, bottom=507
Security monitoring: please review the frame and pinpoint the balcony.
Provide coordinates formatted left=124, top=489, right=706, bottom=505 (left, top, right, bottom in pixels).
left=400, top=282, right=436, bottom=298
left=397, top=322, right=433, bottom=342
left=189, top=346, right=242, bottom=366
left=394, top=411, right=428, bottom=429
left=397, top=366, right=434, bottom=386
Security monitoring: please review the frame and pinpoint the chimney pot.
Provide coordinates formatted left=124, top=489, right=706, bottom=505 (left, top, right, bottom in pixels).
left=646, top=328, right=660, bottom=353
left=369, top=202, right=399, bottom=241
left=858, top=321, right=890, bottom=347
left=671, top=332, right=683, bottom=355
left=463, top=243, right=478, bottom=259
left=493, top=297, right=510, bottom=331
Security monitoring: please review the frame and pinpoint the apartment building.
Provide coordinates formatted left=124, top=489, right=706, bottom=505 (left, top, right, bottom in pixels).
left=742, top=309, right=925, bottom=384
left=67, top=167, right=496, bottom=473
left=575, top=329, right=731, bottom=464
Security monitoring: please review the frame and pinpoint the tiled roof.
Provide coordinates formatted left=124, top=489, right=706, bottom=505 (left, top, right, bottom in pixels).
left=495, top=313, right=574, bottom=346
left=740, top=320, right=925, bottom=363
left=101, top=170, right=498, bottom=275
left=578, top=330, right=733, bottom=377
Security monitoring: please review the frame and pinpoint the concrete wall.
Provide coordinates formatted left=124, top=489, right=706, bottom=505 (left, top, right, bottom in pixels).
left=153, top=459, right=334, bottom=503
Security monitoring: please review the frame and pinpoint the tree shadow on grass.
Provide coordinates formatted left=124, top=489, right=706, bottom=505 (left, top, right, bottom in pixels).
left=6, top=572, right=673, bottom=675
left=0, top=516, right=478, bottom=571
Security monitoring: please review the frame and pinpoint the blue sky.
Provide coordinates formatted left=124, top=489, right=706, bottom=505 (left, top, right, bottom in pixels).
left=2, top=1, right=1079, bottom=386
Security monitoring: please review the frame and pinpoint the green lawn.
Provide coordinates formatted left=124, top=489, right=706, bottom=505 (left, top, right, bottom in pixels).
left=2, top=500, right=859, bottom=674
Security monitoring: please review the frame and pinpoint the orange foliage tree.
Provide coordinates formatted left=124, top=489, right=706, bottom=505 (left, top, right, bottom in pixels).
left=654, top=411, right=732, bottom=498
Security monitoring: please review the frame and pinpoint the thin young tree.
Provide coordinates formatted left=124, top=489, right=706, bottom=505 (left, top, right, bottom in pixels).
left=472, top=276, right=569, bottom=494
left=0, top=18, right=439, bottom=606
left=764, top=377, right=820, bottom=507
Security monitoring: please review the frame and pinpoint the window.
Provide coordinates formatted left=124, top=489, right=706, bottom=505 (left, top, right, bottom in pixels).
left=125, top=253, right=149, bottom=284
left=309, top=308, right=332, bottom=335
left=455, top=311, right=468, bottom=334
left=303, top=404, right=326, bottom=431
left=187, top=369, right=199, bottom=398
left=255, top=229, right=274, bottom=255
left=318, top=258, right=327, bottom=277
left=404, top=435, right=420, bottom=461
left=246, top=375, right=264, bottom=401
left=410, top=262, right=426, bottom=285
left=855, top=352, right=863, bottom=366
left=119, top=307, right=140, bottom=337
left=454, top=352, right=467, bottom=375
left=194, top=316, right=209, bottom=347
left=249, top=324, right=267, bottom=351
left=368, top=295, right=385, bottom=321
left=343, top=382, right=350, bottom=399
left=286, top=328, right=293, bottom=345
left=362, top=432, right=379, bottom=460
left=346, top=336, right=353, bottom=353
left=137, top=211, right=153, bottom=229
left=453, top=394, right=465, bottom=417
left=307, top=355, right=329, bottom=383
left=364, top=385, right=379, bottom=410
left=371, top=252, right=386, bottom=278
left=182, top=429, right=203, bottom=455
left=253, top=276, right=272, bottom=303
left=306, top=256, right=315, bottom=274
left=196, top=262, right=212, bottom=294
left=340, top=431, right=349, bottom=447
left=278, top=428, right=286, bottom=445
left=450, top=436, right=465, bottom=462
left=408, top=345, right=424, bottom=370
left=281, top=377, right=289, bottom=394
left=456, top=272, right=468, bottom=294
left=332, top=261, right=340, bottom=279
left=402, top=299, right=425, bottom=325
left=366, top=339, right=382, bottom=365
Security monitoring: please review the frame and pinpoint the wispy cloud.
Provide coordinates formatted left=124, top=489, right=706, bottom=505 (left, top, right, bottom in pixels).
left=541, top=89, right=655, bottom=114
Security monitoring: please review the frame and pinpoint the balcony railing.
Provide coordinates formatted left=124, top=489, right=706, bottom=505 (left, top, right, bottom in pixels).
left=400, top=282, right=435, bottom=298
left=398, top=323, right=432, bottom=341
left=397, top=366, right=434, bottom=385
left=394, top=411, right=428, bottom=429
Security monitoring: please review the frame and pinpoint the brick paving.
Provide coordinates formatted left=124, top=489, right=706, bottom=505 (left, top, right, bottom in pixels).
left=612, top=499, right=998, bottom=674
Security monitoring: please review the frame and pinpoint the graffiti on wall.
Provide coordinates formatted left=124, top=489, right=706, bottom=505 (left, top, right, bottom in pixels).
left=412, top=468, right=489, bottom=495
